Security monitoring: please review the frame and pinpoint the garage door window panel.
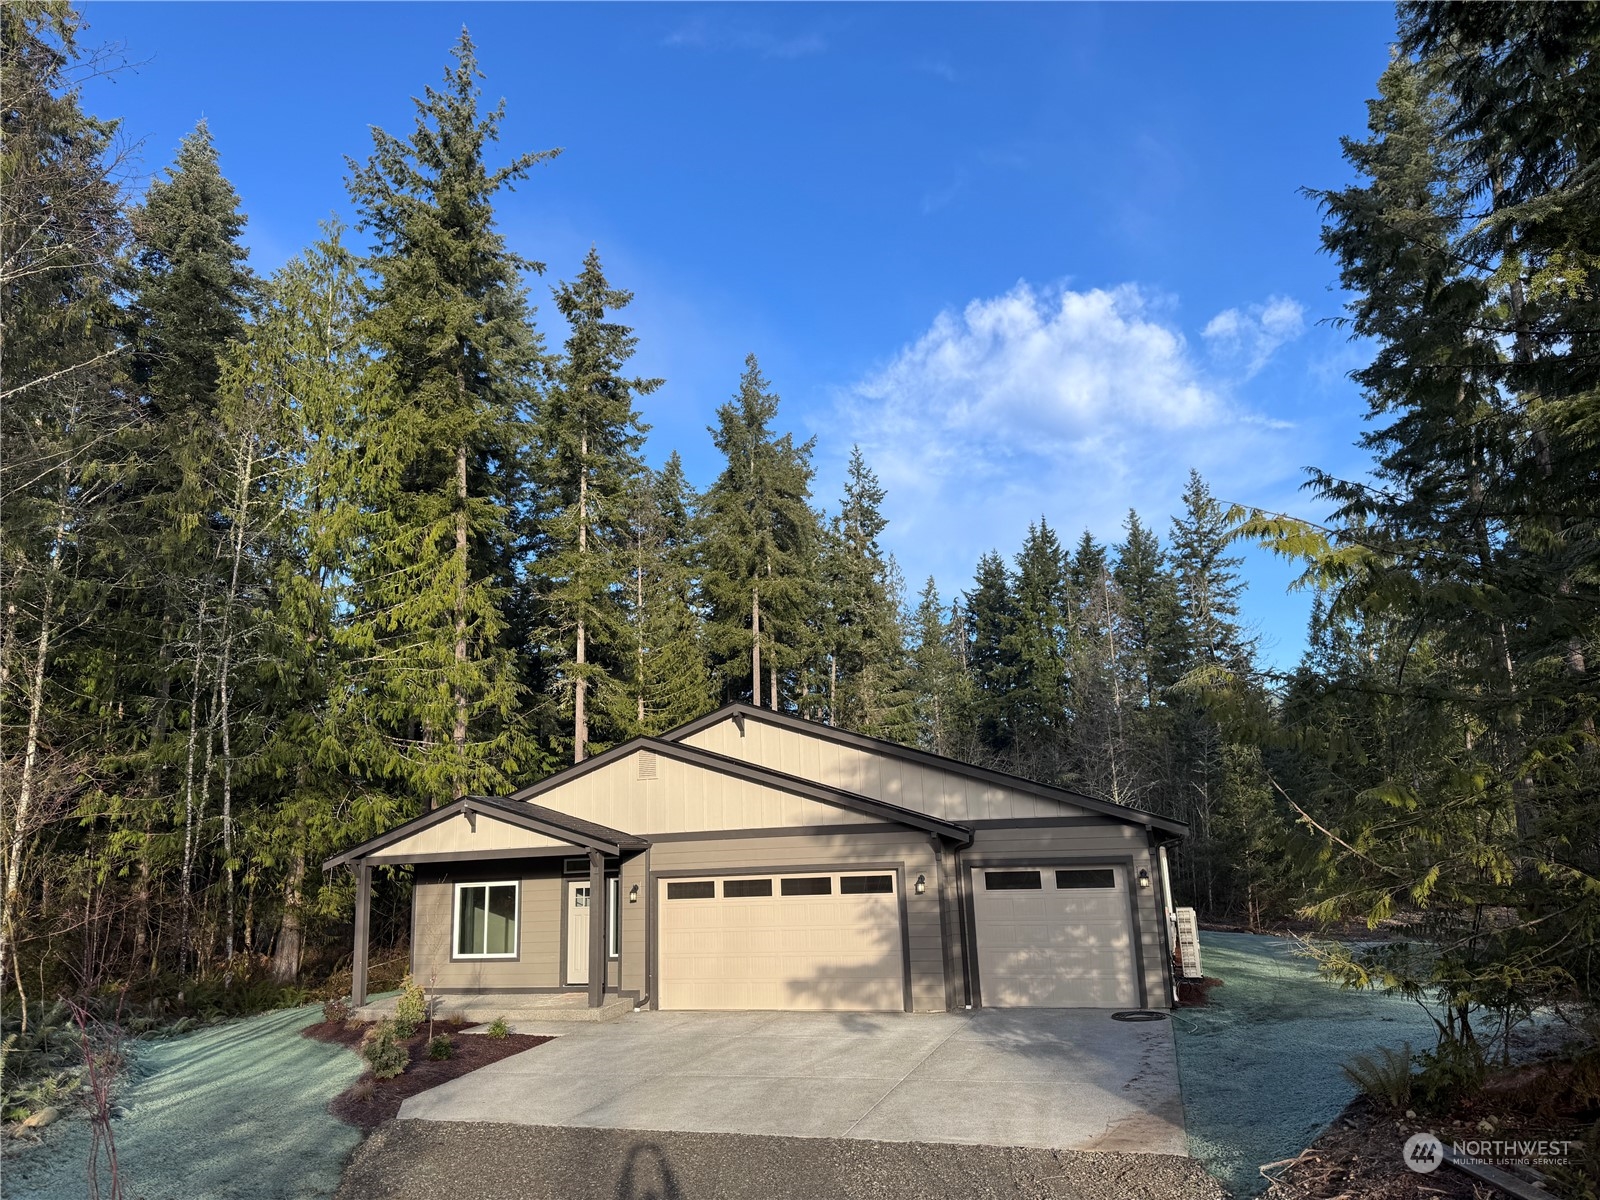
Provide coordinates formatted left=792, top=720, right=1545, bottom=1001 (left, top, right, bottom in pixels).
left=667, top=880, right=715, bottom=899
left=780, top=876, right=832, bottom=896
left=839, top=874, right=894, bottom=895
left=723, top=878, right=773, bottom=898
left=1055, top=869, right=1116, bottom=890
left=984, top=870, right=1042, bottom=890
left=454, top=882, right=518, bottom=959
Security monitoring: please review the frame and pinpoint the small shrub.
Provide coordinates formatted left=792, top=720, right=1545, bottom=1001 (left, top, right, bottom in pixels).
left=484, top=1016, right=510, bottom=1040
left=427, top=1034, right=453, bottom=1061
left=1415, top=1037, right=1486, bottom=1112
left=349, top=1074, right=376, bottom=1103
left=1342, top=1043, right=1414, bottom=1110
left=359, top=1020, right=408, bottom=1080
left=393, top=974, right=426, bottom=1038
left=322, top=997, right=351, bottom=1025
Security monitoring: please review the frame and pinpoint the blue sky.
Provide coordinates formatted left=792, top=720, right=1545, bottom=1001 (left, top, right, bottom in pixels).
left=81, top=2, right=1397, bottom=671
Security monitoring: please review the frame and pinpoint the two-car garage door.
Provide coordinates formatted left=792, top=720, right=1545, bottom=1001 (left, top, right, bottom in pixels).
left=972, top=864, right=1139, bottom=1008
left=658, top=872, right=905, bottom=1011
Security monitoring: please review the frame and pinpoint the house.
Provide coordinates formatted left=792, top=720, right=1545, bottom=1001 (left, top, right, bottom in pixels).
left=325, top=702, right=1187, bottom=1014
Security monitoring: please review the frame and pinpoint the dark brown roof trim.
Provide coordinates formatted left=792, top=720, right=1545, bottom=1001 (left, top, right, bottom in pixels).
left=322, top=794, right=646, bottom=870
left=506, top=736, right=973, bottom=845
left=663, top=703, right=1189, bottom=838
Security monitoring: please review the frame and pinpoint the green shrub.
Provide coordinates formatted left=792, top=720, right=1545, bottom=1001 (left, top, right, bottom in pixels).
left=484, top=1016, right=510, bottom=1040
left=1341, top=1043, right=1414, bottom=1110
left=427, top=1034, right=453, bottom=1061
left=359, top=1020, right=408, bottom=1080
left=393, top=974, right=426, bottom=1038
left=1415, top=1037, right=1486, bottom=1112
left=322, top=997, right=351, bottom=1025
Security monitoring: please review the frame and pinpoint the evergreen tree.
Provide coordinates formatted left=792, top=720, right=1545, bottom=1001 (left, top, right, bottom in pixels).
left=538, top=247, right=660, bottom=760
left=965, top=551, right=1017, bottom=758
left=602, top=454, right=713, bottom=737
left=1113, top=510, right=1182, bottom=710
left=701, top=355, right=818, bottom=709
left=1170, top=470, right=1255, bottom=676
left=345, top=29, right=556, bottom=807
left=1002, top=520, right=1072, bottom=776
left=908, top=578, right=973, bottom=759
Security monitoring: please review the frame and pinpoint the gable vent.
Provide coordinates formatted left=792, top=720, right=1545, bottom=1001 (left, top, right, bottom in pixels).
left=636, top=750, right=657, bottom=781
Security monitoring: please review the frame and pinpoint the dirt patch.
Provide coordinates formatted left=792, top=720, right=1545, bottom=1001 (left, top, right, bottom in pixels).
left=1262, top=1081, right=1598, bottom=1199
left=301, top=1020, right=551, bottom=1132
left=1176, top=975, right=1224, bottom=1007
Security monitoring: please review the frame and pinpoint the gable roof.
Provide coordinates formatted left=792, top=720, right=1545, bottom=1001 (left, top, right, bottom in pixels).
left=323, top=794, right=648, bottom=870
left=505, top=735, right=973, bottom=844
left=664, top=702, right=1188, bottom=838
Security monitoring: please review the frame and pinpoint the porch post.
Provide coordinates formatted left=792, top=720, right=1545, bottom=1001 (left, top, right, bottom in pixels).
left=587, top=849, right=606, bottom=1008
left=352, top=862, right=372, bottom=1006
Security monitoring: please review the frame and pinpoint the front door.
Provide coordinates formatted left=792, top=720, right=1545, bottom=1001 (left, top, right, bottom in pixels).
left=566, top=880, right=590, bottom=985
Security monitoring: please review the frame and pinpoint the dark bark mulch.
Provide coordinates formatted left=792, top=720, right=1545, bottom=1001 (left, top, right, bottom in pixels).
left=302, top=1019, right=551, bottom=1132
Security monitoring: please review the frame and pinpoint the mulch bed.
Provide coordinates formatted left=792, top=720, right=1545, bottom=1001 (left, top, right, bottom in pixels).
left=302, top=1018, right=551, bottom=1132
left=1262, top=1074, right=1597, bottom=1199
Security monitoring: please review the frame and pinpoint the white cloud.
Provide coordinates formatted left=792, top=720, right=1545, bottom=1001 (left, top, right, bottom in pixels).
left=1202, top=294, right=1305, bottom=378
left=835, top=281, right=1300, bottom=588
left=663, top=19, right=826, bottom=59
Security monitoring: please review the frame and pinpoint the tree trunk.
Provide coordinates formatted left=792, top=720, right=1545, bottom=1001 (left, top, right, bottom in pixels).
left=0, top=501, right=61, bottom=1003
left=770, top=665, right=779, bottom=712
left=574, top=432, right=588, bottom=762
left=178, top=596, right=209, bottom=977
left=269, top=837, right=306, bottom=984
left=451, top=436, right=469, bottom=805
left=751, top=587, right=761, bottom=704
left=828, top=654, right=836, bottom=726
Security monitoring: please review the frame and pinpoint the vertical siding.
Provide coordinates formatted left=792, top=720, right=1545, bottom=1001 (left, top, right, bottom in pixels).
left=964, top=823, right=1170, bottom=1007
left=649, top=831, right=948, bottom=1012
left=412, top=861, right=564, bottom=990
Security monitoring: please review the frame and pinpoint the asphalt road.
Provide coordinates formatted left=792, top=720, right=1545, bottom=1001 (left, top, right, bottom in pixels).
left=337, top=1120, right=1226, bottom=1200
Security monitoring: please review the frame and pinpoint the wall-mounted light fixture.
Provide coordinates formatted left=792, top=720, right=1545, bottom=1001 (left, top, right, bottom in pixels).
left=628, top=884, right=640, bottom=903
left=1137, top=868, right=1151, bottom=889
left=914, top=874, right=927, bottom=895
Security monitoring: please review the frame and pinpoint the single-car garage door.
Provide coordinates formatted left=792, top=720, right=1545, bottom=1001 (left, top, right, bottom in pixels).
left=972, top=864, right=1139, bottom=1008
left=658, top=871, right=905, bottom=1011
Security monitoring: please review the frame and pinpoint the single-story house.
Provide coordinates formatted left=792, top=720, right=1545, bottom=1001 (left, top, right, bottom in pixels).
left=325, top=702, right=1187, bottom=1014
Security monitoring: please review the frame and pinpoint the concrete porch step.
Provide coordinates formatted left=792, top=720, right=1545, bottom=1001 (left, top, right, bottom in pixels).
left=353, top=993, right=635, bottom=1025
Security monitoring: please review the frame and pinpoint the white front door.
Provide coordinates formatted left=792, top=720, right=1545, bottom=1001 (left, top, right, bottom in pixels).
left=566, top=880, right=590, bottom=985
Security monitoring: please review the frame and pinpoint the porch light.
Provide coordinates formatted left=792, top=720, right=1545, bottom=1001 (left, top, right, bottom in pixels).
left=914, top=874, right=926, bottom=895
left=628, top=884, right=639, bottom=903
left=1137, top=869, right=1151, bottom=889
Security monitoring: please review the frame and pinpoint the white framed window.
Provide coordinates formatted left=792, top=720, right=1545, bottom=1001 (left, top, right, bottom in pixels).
left=608, top=877, right=620, bottom=959
left=454, top=881, right=519, bottom=959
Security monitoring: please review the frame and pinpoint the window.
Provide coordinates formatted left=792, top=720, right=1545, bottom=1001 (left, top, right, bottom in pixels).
left=781, top=876, right=832, bottom=896
left=454, top=882, right=519, bottom=958
left=608, top=877, right=620, bottom=959
left=1056, top=869, right=1116, bottom=890
left=562, top=857, right=588, bottom=876
left=984, top=870, right=1042, bottom=891
left=667, top=880, right=715, bottom=900
left=723, top=878, right=773, bottom=898
left=840, top=875, right=893, bottom=895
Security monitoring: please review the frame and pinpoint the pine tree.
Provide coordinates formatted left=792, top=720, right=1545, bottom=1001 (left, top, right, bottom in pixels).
left=538, top=247, right=660, bottom=760
left=817, top=448, right=912, bottom=738
left=345, top=29, right=557, bottom=808
left=1113, top=510, right=1182, bottom=710
left=701, top=355, right=818, bottom=709
left=602, top=454, right=713, bottom=737
left=965, top=551, right=1017, bottom=758
left=1003, top=520, right=1072, bottom=777
left=1170, top=470, right=1255, bottom=676
left=908, top=578, right=973, bottom=758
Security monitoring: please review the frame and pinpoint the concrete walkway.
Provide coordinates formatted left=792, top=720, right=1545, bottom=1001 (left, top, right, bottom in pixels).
left=399, top=1009, right=1187, bottom=1156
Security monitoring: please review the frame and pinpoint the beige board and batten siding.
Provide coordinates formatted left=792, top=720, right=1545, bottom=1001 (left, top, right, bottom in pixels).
left=681, top=717, right=1088, bottom=823
left=967, top=822, right=1169, bottom=1008
left=535, top=748, right=881, bottom=835
left=380, top=811, right=570, bottom=860
left=649, top=829, right=946, bottom=1012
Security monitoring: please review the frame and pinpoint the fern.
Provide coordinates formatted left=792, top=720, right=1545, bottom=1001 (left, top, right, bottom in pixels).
left=1341, top=1043, right=1414, bottom=1109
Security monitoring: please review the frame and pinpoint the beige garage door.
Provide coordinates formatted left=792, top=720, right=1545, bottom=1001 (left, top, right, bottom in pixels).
left=972, top=864, right=1139, bottom=1008
left=657, top=872, right=905, bottom=1011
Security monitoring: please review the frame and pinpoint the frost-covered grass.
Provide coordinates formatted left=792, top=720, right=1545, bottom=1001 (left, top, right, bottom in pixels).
left=3, top=1002, right=366, bottom=1199
left=1173, top=931, right=1440, bottom=1198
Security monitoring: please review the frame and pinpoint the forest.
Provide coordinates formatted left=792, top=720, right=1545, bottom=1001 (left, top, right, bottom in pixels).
left=2, top=0, right=1596, bottom=1068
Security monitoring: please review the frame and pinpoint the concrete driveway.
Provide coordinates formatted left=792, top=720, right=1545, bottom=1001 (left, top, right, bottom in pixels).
left=399, top=1009, right=1186, bottom=1156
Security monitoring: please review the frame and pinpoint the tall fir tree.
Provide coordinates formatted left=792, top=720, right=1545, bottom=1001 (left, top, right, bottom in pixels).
left=965, top=551, right=1018, bottom=758
left=537, top=247, right=659, bottom=760
left=345, top=29, right=556, bottom=808
left=1170, top=470, right=1255, bottom=676
left=701, top=355, right=818, bottom=709
left=1002, top=519, right=1072, bottom=777
left=602, top=454, right=714, bottom=737
left=907, top=579, right=974, bottom=759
